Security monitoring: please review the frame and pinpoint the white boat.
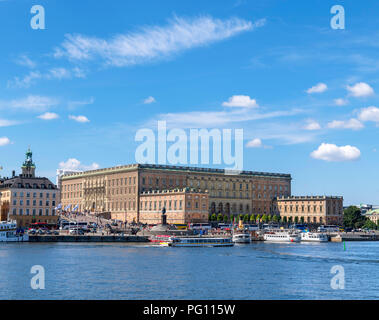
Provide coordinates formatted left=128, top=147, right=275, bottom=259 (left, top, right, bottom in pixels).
left=0, top=220, right=29, bottom=242
left=163, top=236, right=234, bottom=247
left=264, top=231, right=300, bottom=243
left=232, top=232, right=251, bottom=243
left=300, top=232, right=328, bottom=242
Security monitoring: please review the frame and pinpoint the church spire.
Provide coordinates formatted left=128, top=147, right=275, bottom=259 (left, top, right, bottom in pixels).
left=21, top=147, right=36, bottom=178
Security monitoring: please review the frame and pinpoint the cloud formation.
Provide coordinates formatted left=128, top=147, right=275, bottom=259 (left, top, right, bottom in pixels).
left=358, top=106, right=379, bottom=124
left=37, top=112, right=59, bottom=120
left=0, top=95, right=58, bottom=112
left=346, top=82, right=374, bottom=97
left=69, top=115, right=90, bottom=123
left=0, top=137, right=11, bottom=147
left=222, top=95, right=258, bottom=108
left=59, top=158, right=99, bottom=171
left=143, top=96, right=156, bottom=104
left=246, top=138, right=262, bottom=148
left=306, top=83, right=327, bottom=94
left=303, top=119, right=321, bottom=131
left=54, top=16, right=265, bottom=67
left=310, top=143, right=361, bottom=162
left=327, top=118, right=364, bottom=130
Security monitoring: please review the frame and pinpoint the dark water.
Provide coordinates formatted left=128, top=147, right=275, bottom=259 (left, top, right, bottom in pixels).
left=0, top=241, right=378, bottom=300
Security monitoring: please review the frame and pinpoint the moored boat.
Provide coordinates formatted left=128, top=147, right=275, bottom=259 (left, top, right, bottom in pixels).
left=232, top=232, right=251, bottom=243
left=0, top=220, right=29, bottom=242
left=162, top=236, right=234, bottom=247
left=263, top=230, right=300, bottom=243
left=300, top=232, right=328, bottom=242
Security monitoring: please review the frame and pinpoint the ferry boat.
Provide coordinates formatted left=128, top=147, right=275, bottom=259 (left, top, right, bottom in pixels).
left=300, top=232, right=328, bottom=242
left=263, top=231, right=300, bottom=243
left=149, top=234, right=172, bottom=244
left=162, top=236, right=234, bottom=247
left=0, top=221, right=29, bottom=242
left=232, top=232, right=251, bottom=243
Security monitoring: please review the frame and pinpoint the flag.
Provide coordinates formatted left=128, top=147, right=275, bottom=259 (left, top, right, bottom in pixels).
left=55, top=203, right=62, bottom=210
left=65, top=204, right=72, bottom=211
left=73, top=204, right=79, bottom=212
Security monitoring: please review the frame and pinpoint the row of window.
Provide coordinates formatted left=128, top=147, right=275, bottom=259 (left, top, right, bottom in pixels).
left=13, top=200, right=56, bottom=207
left=12, top=208, right=56, bottom=216
left=12, top=192, right=56, bottom=199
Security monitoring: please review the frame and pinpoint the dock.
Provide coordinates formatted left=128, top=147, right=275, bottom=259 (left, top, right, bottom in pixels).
left=29, top=235, right=149, bottom=242
left=330, top=232, right=379, bottom=242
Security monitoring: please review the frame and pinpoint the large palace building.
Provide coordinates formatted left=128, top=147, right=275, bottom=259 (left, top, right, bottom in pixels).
left=0, top=149, right=59, bottom=227
left=60, top=164, right=292, bottom=223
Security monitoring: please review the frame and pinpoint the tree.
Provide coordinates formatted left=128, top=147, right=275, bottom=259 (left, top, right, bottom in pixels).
left=267, top=215, right=272, bottom=222
left=223, top=214, right=228, bottom=223
left=288, top=216, right=293, bottom=223
left=239, top=214, right=243, bottom=221
left=211, top=213, right=217, bottom=221
left=343, top=206, right=366, bottom=228
left=243, top=214, right=249, bottom=222
left=256, top=214, right=261, bottom=222
left=283, top=216, right=287, bottom=223
left=208, top=214, right=212, bottom=221
left=363, top=219, right=377, bottom=230
left=300, top=216, right=305, bottom=224
left=294, top=216, right=299, bottom=223
left=230, top=214, right=235, bottom=223
left=273, top=215, right=279, bottom=223
left=217, top=213, right=223, bottom=222
left=250, top=214, right=256, bottom=223
left=262, top=214, right=268, bottom=223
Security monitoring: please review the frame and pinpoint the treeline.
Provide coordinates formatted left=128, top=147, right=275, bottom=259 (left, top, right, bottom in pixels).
left=343, top=206, right=378, bottom=230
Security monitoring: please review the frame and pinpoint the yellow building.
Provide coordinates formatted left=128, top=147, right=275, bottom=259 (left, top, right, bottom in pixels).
left=0, top=149, right=59, bottom=227
left=60, top=164, right=291, bottom=223
left=275, top=195, right=344, bottom=225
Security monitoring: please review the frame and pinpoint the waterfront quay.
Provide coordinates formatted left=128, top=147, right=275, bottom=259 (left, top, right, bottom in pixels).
left=29, top=234, right=148, bottom=242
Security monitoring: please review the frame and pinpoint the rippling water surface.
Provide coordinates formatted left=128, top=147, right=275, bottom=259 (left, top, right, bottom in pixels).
left=0, top=242, right=378, bottom=299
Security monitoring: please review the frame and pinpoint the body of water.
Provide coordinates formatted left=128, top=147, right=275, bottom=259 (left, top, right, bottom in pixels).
left=0, top=241, right=378, bottom=299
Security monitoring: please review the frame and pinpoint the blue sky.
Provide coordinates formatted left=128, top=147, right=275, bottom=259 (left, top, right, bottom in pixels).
left=1, top=0, right=379, bottom=205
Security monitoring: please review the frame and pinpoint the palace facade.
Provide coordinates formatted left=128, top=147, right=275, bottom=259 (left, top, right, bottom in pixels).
left=60, top=164, right=292, bottom=223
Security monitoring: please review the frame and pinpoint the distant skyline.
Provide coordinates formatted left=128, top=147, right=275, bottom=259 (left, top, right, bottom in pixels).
left=1, top=0, right=379, bottom=205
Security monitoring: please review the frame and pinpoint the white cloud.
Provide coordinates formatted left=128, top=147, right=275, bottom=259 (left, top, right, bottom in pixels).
left=327, top=118, right=364, bottom=130
left=346, top=82, right=374, bottom=97
left=222, top=95, right=258, bottom=108
left=334, top=98, right=348, bottom=106
left=15, top=54, right=36, bottom=68
left=7, top=71, right=41, bottom=88
left=310, top=143, right=361, bottom=162
left=143, top=96, right=156, bottom=104
left=0, top=137, right=11, bottom=147
left=54, top=16, right=265, bottom=66
left=303, top=119, right=321, bottom=130
left=246, top=138, right=262, bottom=148
left=358, top=106, right=379, bottom=123
left=306, top=83, right=327, bottom=94
left=37, top=112, right=59, bottom=120
left=0, top=119, right=19, bottom=127
left=69, top=115, right=90, bottom=123
left=0, top=95, right=58, bottom=112
left=47, top=67, right=71, bottom=79
left=59, top=158, right=99, bottom=171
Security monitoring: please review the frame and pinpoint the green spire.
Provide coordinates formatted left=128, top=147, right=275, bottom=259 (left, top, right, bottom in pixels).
left=22, top=147, right=35, bottom=169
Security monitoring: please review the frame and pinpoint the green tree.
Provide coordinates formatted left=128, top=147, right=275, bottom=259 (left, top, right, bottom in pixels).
left=343, top=206, right=366, bottom=228
left=211, top=213, right=217, bottom=221
left=283, top=216, right=287, bottom=223
left=208, top=214, right=212, bottom=221
left=300, top=216, right=305, bottom=224
left=267, top=215, right=272, bottom=222
left=288, top=216, right=293, bottom=223
left=250, top=214, right=256, bottom=223
left=223, top=214, right=228, bottom=223
left=217, top=213, right=223, bottom=222
left=243, top=214, right=249, bottom=222
left=256, top=214, right=261, bottom=222
left=294, top=216, right=299, bottom=223
left=363, top=219, right=377, bottom=230
left=273, top=215, right=279, bottom=223
left=239, top=214, right=243, bottom=221
left=262, top=214, right=268, bottom=223
left=230, top=214, right=235, bottom=223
